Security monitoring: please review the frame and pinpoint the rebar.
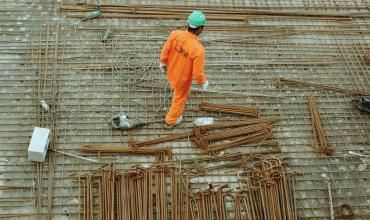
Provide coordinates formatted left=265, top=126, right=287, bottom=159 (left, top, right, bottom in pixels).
left=3, top=1, right=370, bottom=219
left=193, top=122, right=274, bottom=153
left=51, top=149, right=100, bottom=163
left=307, top=96, right=334, bottom=155
left=78, top=164, right=186, bottom=220
left=131, top=118, right=277, bottom=148
left=236, top=155, right=298, bottom=220
left=0, top=214, right=32, bottom=218
left=322, top=174, right=334, bottom=220
left=0, top=186, right=32, bottom=190
left=59, top=3, right=363, bottom=21
left=199, top=102, right=261, bottom=118
left=277, top=77, right=370, bottom=96
left=81, top=144, right=173, bottom=160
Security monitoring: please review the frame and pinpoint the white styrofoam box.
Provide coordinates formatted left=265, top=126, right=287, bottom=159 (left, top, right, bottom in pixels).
left=28, top=127, right=51, bottom=162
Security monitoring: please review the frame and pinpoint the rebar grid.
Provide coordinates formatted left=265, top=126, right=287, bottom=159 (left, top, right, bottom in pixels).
left=0, top=0, right=369, bottom=219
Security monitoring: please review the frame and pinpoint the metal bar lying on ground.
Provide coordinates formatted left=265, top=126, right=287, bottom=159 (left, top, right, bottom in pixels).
left=81, top=144, right=173, bottom=159
left=277, top=77, right=370, bottom=96
left=307, top=96, right=334, bottom=156
left=0, top=186, right=32, bottom=190
left=78, top=164, right=184, bottom=220
left=179, top=148, right=281, bottom=164
left=51, top=149, right=100, bottom=163
left=59, top=3, right=364, bottom=20
left=136, top=82, right=282, bottom=98
left=199, top=102, right=261, bottom=117
left=130, top=132, right=190, bottom=148
left=130, top=118, right=278, bottom=148
left=192, top=87, right=282, bottom=98
left=236, top=155, right=298, bottom=220
left=77, top=157, right=297, bottom=219
left=193, top=123, right=274, bottom=153
left=199, top=118, right=278, bottom=130
left=321, top=174, right=334, bottom=220
left=0, top=214, right=32, bottom=218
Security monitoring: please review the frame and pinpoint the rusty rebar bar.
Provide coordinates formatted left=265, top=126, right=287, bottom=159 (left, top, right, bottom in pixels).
left=59, top=3, right=360, bottom=21
left=307, top=96, right=334, bottom=155
left=193, top=123, right=273, bottom=153
left=81, top=144, right=173, bottom=159
left=277, top=77, right=370, bottom=96
left=199, top=102, right=261, bottom=117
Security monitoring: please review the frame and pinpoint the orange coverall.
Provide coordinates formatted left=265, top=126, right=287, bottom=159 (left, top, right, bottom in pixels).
left=160, top=30, right=207, bottom=125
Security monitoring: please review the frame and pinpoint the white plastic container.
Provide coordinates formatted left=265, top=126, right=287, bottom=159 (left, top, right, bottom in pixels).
left=28, top=127, right=51, bottom=162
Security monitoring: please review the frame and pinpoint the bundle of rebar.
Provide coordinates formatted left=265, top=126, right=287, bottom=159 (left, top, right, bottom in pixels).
left=193, top=122, right=274, bottom=153
left=77, top=154, right=296, bottom=219
left=81, top=144, right=173, bottom=160
left=199, top=102, right=261, bottom=117
left=236, top=155, right=298, bottom=220
left=307, top=96, right=334, bottom=155
left=183, top=155, right=297, bottom=220
left=78, top=164, right=185, bottom=220
left=187, top=184, right=230, bottom=220
left=114, top=165, right=169, bottom=220
left=130, top=118, right=277, bottom=148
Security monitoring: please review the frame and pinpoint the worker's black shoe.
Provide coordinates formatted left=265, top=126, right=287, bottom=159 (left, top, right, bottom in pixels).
left=352, top=96, right=370, bottom=113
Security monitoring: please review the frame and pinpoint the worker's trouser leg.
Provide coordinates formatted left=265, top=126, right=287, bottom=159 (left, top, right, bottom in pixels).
left=165, top=89, right=190, bottom=125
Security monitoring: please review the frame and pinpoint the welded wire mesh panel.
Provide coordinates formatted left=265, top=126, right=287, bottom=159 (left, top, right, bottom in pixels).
left=0, top=0, right=369, bottom=219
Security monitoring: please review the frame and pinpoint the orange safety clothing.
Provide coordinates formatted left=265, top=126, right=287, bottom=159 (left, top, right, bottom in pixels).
left=160, top=30, right=207, bottom=125
left=165, top=89, right=190, bottom=125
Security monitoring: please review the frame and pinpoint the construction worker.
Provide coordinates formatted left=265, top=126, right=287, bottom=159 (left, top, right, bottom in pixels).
left=160, top=11, right=209, bottom=128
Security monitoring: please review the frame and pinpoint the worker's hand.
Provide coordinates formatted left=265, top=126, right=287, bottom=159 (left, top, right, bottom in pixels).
left=159, top=62, right=167, bottom=73
left=202, top=80, right=209, bottom=90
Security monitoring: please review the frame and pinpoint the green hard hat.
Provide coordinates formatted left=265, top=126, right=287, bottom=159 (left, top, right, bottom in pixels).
left=187, top=11, right=206, bottom=28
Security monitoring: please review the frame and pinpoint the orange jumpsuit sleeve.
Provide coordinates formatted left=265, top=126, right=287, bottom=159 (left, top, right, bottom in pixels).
left=192, top=47, right=207, bottom=85
left=160, top=32, right=176, bottom=64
